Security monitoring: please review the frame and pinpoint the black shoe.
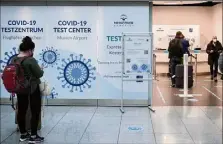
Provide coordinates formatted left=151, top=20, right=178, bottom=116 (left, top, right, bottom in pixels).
left=221, top=75, right=223, bottom=80
left=171, top=84, right=176, bottom=88
left=28, top=135, right=44, bottom=143
left=19, top=133, right=30, bottom=142
left=214, top=77, right=218, bottom=82
left=211, top=77, right=214, bottom=80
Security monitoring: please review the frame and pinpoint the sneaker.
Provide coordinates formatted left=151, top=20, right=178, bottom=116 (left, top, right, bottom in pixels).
left=214, top=77, right=218, bottom=82
left=28, top=135, right=44, bottom=143
left=19, top=133, right=30, bottom=142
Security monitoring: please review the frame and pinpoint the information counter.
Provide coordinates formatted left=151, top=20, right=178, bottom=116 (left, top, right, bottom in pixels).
left=154, top=50, right=209, bottom=75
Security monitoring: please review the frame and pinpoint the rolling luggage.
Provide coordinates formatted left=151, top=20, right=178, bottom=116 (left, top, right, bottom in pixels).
left=175, top=64, right=193, bottom=88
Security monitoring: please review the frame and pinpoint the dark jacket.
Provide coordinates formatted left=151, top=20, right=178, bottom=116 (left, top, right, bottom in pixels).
left=168, top=38, right=183, bottom=59
left=206, top=41, right=223, bottom=65
left=219, top=53, right=223, bottom=73
left=11, top=56, right=44, bottom=93
left=181, top=39, right=190, bottom=55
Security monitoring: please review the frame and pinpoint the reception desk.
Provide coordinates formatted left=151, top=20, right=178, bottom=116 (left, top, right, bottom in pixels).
left=154, top=50, right=209, bottom=75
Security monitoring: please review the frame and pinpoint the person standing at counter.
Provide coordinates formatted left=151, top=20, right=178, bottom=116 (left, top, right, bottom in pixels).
left=181, top=34, right=191, bottom=56
left=168, top=31, right=184, bottom=87
left=206, top=36, right=223, bottom=82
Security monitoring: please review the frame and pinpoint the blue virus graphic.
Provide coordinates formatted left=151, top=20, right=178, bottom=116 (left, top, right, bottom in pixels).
left=131, top=64, right=138, bottom=71
left=47, top=87, right=58, bottom=99
left=57, top=54, right=96, bottom=92
left=39, top=47, right=59, bottom=68
left=141, top=64, right=148, bottom=71
left=0, top=47, right=18, bottom=73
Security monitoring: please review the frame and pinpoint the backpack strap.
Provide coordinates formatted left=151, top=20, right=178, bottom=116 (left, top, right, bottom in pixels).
left=14, top=56, right=29, bottom=65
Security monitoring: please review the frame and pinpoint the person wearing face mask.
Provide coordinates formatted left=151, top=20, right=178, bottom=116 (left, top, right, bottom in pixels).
left=206, top=36, right=223, bottom=82
left=10, top=36, right=45, bottom=143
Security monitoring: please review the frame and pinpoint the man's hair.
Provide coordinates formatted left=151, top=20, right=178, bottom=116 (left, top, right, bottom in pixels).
left=213, top=36, right=217, bottom=39
left=181, top=34, right=185, bottom=39
left=175, top=31, right=182, bottom=38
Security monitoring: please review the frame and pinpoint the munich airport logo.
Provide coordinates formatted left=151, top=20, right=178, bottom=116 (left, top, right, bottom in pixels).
left=189, top=28, right=193, bottom=32
left=126, top=37, right=133, bottom=41
left=114, top=14, right=134, bottom=27
left=156, top=28, right=164, bottom=32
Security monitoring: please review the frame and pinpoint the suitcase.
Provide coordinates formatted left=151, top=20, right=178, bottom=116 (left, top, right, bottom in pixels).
left=175, top=64, right=193, bottom=88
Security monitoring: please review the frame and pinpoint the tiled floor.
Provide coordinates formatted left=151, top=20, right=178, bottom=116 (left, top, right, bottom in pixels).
left=0, top=75, right=222, bottom=144
left=152, top=75, right=222, bottom=106
left=0, top=106, right=222, bottom=144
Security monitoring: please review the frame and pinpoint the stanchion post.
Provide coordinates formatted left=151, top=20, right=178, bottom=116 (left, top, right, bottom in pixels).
left=184, top=54, right=188, bottom=96
left=195, top=54, right=197, bottom=81
left=178, top=54, right=193, bottom=97
left=178, top=54, right=201, bottom=98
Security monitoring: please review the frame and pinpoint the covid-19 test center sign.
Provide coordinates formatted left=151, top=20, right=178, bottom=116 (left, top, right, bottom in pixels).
left=0, top=6, right=152, bottom=101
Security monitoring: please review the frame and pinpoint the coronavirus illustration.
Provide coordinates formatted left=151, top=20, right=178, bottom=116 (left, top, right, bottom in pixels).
left=57, top=54, right=96, bottom=92
left=141, top=64, right=148, bottom=71
left=39, top=47, right=59, bottom=68
left=0, top=47, right=18, bottom=73
left=48, top=87, right=58, bottom=99
left=131, top=64, right=138, bottom=71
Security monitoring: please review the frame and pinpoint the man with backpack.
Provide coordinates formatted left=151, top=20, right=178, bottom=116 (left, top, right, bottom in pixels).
left=1, top=36, right=44, bottom=143
left=168, top=31, right=184, bottom=87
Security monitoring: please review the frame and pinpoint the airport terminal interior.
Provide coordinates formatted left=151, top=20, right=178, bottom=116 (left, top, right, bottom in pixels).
left=0, top=1, right=223, bottom=144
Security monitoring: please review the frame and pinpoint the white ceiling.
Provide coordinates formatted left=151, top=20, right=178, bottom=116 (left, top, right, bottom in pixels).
left=153, top=1, right=211, bottom=5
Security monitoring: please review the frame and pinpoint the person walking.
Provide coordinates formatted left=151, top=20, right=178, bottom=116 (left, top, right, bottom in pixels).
left=206, top=36, right=223, bottom=82
left=168, top=31, right=184, bottom=87
left=11, top=36, right=45, bottom=143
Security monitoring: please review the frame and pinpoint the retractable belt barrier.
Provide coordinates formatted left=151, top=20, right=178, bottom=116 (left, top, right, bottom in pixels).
left=189, top=54, right=198, bottom=81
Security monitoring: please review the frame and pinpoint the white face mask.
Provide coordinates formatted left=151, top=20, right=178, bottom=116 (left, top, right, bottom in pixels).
left=213, top=39, right=217, bottom=42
